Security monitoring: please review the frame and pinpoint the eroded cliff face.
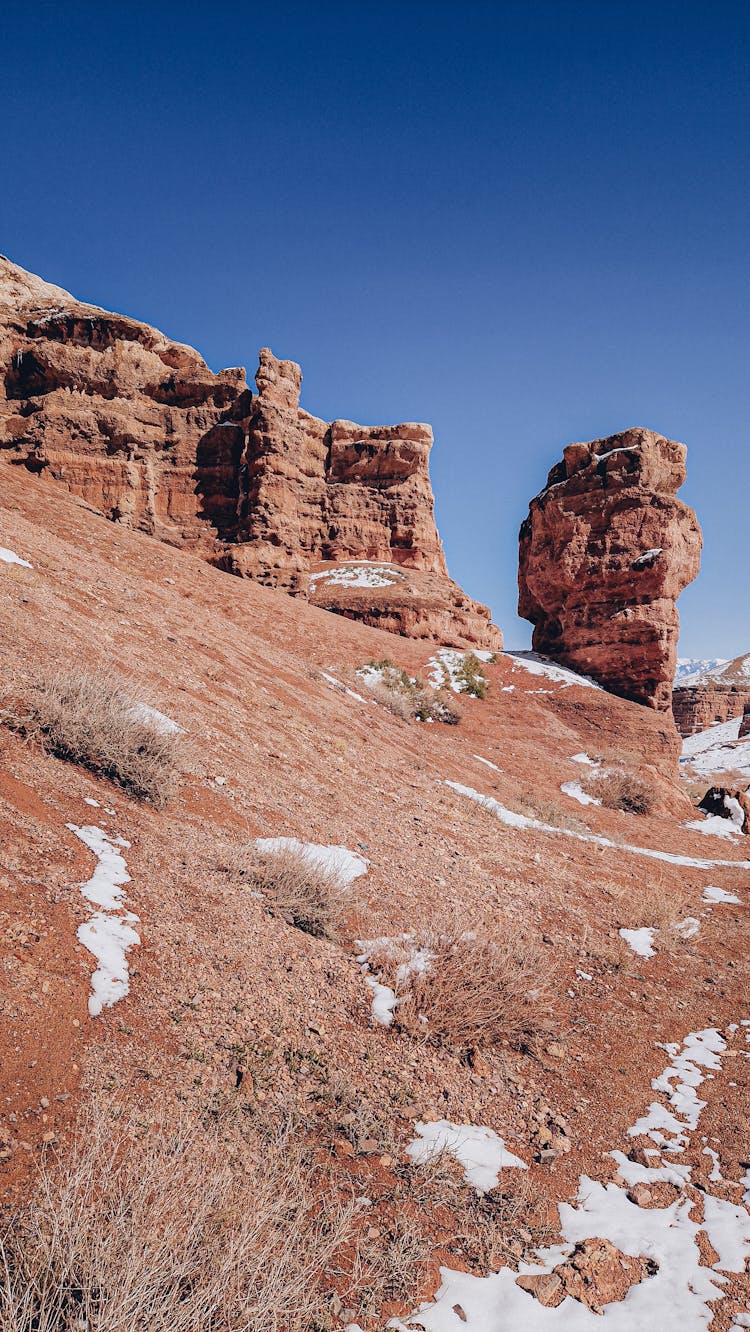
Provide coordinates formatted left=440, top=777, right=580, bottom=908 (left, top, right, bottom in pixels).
left=672, top=654, right=750, bottom=736
left=0, top=257, right=247, bottom=542
left=0, top=257, right=499, bottom=649
left=518, top=429, right=702, bottom=711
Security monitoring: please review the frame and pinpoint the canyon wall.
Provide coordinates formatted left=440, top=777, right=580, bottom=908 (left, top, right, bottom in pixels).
left=518, top=428, right=702, bottom=711
left=672, top=654, right=750, bottom=736
left=0, top=257, right=500, bottom=650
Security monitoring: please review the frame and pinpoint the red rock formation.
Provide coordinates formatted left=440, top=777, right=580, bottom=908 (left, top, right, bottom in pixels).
left=518, top=428, right=702, bottom=711
left=672, top=654, right=750, bottom=736
left=740, top=702, right=750, bottom=740
left=0, top=256, right=247, bottom=545
left=0, top=256, right=500, bottom=649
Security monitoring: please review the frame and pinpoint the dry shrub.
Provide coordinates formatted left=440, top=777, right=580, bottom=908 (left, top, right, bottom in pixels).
left=584, top=768, right=657, bottom=815
left=0, top=671, right=179, bottom=806
left=359, top=660, right=462, bottom=725
left=249, top=847, right=347, bottom=938
left=515, top=793, right=588, bottom=833
left=0, top=1106, right=356, bottom=1332
left=395, top=931, right=558, bottom=1050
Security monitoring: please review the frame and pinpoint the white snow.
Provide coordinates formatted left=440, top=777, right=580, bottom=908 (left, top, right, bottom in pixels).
left=0, top=546, right=32, bottom=569
left=310, top=563, right=404, bottom=589
left=674, top=657, right=730, bottom=685
left=406, top=1120, right=527, bottom=1193
left=364, top=975, right=398, bottom=1026
left=619, top=927, right=656, bottom=959
left=128, top=702, right=182, bottom=734
left=675, top=916, right=701, bottom=939
left=83, top=796, right=100, bottom=808
left=702, top=885, right=741, bottom=904
left=560, top=780, right=600, bottom=807
left=502, top=651, right=601, bottom=689
left=396, top=1026, right=750, bottom=1332
left=684, top=814, right=740, bottom=841
left=474, top=754, right=501, bottom=772
left=633, top=547, right=662, bottom=566
left=681, top=715, right=750, bottom=780
left=445, top=781, right=750, bottom=870
left=67, top=823, right=140, bottom=1018
left=570, top=752, right=598, bottom=766
left=427, top=648, right=493, bottom=694
left=254, top=837, right=369, bottom=886
left=320, top=670, right=374, bottom=705
left=702, top=1146, right=722, bottom=1182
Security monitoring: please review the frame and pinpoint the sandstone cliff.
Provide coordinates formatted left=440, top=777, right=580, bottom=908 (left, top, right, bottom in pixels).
left=0, top=257, right=499, bottom=650
left=672, top=653, right=750, bottom=736
left=518, top=428, right=702, bottom=711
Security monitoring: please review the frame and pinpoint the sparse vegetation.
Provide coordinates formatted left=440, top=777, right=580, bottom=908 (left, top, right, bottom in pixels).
left=0, top=1106, right=357, bottom=1332
left=394, top=930, right=558, bottom=1050
left=0, top=671, right=179, bottom=805
left=248, top=847, right=348, bottom=938
left=584, top=768, right=657, bottom=815
left=358, top=659, right=462, bottom=724
left=453, top=652, right=489, bottom=698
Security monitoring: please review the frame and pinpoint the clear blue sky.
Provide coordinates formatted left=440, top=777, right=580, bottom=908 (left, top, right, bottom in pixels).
left=1, top=1, right=748, bottom=655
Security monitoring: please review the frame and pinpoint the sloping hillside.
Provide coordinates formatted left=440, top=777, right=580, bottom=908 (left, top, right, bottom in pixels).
left=1, top=462, right=749, bottom=1327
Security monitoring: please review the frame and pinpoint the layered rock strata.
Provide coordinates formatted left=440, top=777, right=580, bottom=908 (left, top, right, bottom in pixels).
left=0, top=256, right=500, bottom=649
left=518, top=428, right=702, bottom=711
left=672, top=654, right=750, bottom=737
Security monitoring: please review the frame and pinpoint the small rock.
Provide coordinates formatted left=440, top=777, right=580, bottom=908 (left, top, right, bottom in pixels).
left=536, top=1147, right=558, bottom=1165
left=516, top=1273, right=565, bottom=1307
left=452, top=1304, right=468, bottom=1322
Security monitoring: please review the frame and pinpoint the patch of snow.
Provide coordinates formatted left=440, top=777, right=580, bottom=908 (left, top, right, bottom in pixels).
left=619, top=927, right=656, bottom=959
left=310, top=563, right=404, bottom=589
left=397, top=1026, right=750, bottom=1332
left=570, top=752, right=598, bottom=766
left=702, top=1146, right=722, bottom=1182
left=675, top=656, right=730, bottom=685
left=83, top=796, right=100, bottom=808
left=406, top=1120, right=527, bottom=1193
left=445, top=781, right=750, bottom=870
left=633, top=547, right=662, bottom=566
left=702, top=885, right=741, bottom=904
left=576, top=969, right=593, bottom=982
left=254, top=837, right=369, bottom=886
left=680, top=715, right=750, bottom=780
left=321, top=671, right=373, bottom=705
left=128, top=702, right=182, bottom=734
left=474, top=754, right=501, bottom=772
left=560, top=780, right=600, bottom=806
left=67, top=824, right=140, bottom=1018
left=502, top=651, right=601, bottom=689
left=684, top=815, right=740, bottom=841
left=364, top=975, right=398, bottom=1026
left=675, top=916, right=700, bottom=939
left=0, top=546, right=33, bottom=569
left=427, top=648, right=492, bottom=694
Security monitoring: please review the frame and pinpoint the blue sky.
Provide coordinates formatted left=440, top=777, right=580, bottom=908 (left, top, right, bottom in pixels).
left=1, top=1, right=748, bottom=655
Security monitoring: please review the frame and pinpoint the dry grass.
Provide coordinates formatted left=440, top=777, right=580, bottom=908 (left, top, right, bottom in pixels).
left=359, top=660, right=463, bottom=725
left=0, top=671, right=179, bottom=806
left=394, top=930, right=559, bottom=1050
left=0, top=1105, right=356, bottom=1332
left=515, top=793, right=588, bottom=833
left=248, top=847, right=348, bottom=939
left=584, top=768, right=657, bottom=815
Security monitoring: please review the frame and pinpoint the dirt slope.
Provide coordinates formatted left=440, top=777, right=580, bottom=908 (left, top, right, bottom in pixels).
left=1, top=462, right=748, bottom=1326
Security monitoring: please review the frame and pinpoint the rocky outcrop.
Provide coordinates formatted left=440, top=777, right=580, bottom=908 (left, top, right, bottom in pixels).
left=516, top=1238, right=658, bottom=1313
left=0, top=256, right=500, bottom=649
left=0, top=256, right=247, bottom=544
left=672, top=654, right=750, bottom=737
left=740, top=702, right=750, bottom=740
left=518, top=428, right=702, bottom=711
left=697, top=785, right=750, bottom=833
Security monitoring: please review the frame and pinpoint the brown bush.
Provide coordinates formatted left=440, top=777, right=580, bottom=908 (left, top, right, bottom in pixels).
left=395, top=931, right=558, bottom=1050
left=585, top=768, right=657, bottom=815
left=359, top=660, right=463, bottom=724
left=0, top=1105, right=356, bottom=1332
left=249, top=847, right=347, bottom=938
left=0, top=671, right=179, bottom=806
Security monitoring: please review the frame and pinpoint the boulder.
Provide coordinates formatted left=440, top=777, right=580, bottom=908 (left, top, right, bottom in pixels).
left=697, top=785, right=750, bottom=834
left=518, top=428, right=702, bottom=710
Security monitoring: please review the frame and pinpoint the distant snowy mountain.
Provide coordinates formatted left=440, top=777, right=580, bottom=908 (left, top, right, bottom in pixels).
left=674, top=657, right=729, bottom=686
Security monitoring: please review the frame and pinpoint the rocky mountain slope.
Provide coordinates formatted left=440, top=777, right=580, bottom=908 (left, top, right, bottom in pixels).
left=0, top=256, right=499, bottom=650
left=1, top=459, right=749, bottom=1328
left=518, top=428, right=702, bottom=711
